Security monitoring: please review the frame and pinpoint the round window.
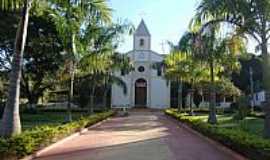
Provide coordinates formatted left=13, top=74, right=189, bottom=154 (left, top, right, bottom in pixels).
left=138, top=66, right=145, bottom=72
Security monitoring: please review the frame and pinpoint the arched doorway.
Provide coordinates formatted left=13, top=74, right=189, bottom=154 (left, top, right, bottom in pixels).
left=135, top=78, right=147, bottom=107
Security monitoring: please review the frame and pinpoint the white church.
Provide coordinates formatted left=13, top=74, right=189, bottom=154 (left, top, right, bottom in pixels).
left=111, top=20, right=170, bottom=109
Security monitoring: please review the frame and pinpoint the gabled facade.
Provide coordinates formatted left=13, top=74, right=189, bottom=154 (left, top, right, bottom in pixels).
left=111, top=20, right=170, bottom=109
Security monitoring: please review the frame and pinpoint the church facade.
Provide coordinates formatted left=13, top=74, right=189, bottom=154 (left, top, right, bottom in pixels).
left=111, top=20, right=170, bottom=109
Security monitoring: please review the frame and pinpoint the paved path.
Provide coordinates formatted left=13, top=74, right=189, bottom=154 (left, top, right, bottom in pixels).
left=34, top=110, right=247, bottom=160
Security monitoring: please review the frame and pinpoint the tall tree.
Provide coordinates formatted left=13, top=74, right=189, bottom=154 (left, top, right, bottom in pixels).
left=187, top=26, right=244, bottom=124
left=49, top=0, right=112, bottom=121
left=0, top=0, right=112, bottom=136
left=0, top=12, right=64, bottom=109
left=164, top=52, right=189, bottom=112
left=0, top=0, right=33, bottom=137
left=78, top=22, right=132, bottom=113
left=193, top=0, right=270, bottom=136
left=177, top=32, right=209, bottom=113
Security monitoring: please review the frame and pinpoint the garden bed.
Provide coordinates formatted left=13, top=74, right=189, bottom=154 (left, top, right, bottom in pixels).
left=0, top=111, right=114, bottom=160
left=165, top=109, right=270, bottom=160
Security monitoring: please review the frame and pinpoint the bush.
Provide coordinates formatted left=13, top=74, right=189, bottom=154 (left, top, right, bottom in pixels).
left=233, top=96, right=250, bottom=120
left=165, top=109, right=270, bottom=160
left=0, top=111, right=114, bottom=159
left=230, top=102, right=238, bottom=111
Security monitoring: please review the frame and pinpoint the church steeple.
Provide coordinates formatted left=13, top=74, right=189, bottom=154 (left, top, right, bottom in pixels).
left=134, top=19, right=151, bottom=50
left=134, top=19, right=151, bottom=36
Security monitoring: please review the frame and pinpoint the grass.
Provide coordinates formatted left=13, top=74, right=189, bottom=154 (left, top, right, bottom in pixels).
left=179, top=110, right=264, bottom=137
left=0, top=112, right=89, bottom=131
left=166, top=109, right=270, bottom=160
left=0, top=111, right=114, bottom=159
left=218, top=115, right=264, bottom=136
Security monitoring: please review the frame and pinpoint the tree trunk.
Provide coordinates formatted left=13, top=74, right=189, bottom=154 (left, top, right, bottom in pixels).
left=65, top=2, right=77, bottom=122
left=0, top=0, right=32, bottom=137
left=261, top=35, right=270, bottom=138
left=67, top=61, right=74, bottom=122
left=27, top=95, right=38, bottom=109
left=189, top=88, right=194, bottom=115
left=208, top=60, right=217, bottom=124
left=103, top=88, right=109, bottom=111
left=88, top=85, right=96, bottom=115
left=177, top=81, right=183, bottom=113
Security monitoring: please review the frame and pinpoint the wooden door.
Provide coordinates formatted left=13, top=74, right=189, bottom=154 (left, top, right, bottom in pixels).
left=135, top=79, right=147, bottom=106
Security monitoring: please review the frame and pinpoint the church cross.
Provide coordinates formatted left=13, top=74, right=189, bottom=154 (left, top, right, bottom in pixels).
left=139, top=11, right=148, bottom=19
left=160, top=40, right=166, bottom=54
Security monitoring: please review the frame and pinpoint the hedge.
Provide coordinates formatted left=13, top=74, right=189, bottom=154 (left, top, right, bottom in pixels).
left=165, top=109, right=270, bottom=160
left=0, top=111, right=114, bottom=160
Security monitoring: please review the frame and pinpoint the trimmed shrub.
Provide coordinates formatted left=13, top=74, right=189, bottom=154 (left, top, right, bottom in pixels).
left=0, top=111, right=114, bottom=159
left=165, top=109, right=270, bottom=160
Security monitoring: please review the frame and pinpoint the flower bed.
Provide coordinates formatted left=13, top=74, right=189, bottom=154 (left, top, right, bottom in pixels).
left=0, top=111, right=114, bottom=159
left=165, top=109, right=270, bottom=160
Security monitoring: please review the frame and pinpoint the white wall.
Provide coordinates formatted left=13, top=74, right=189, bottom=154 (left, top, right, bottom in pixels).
left=150, top=78, right=170, bottom=109
left=134, top=36, right=151, bottom=51
left=111, top=77, right=130, bottom=107
left=112, top=46, right=169, bottom=109
left=251, top=91, right=265, bottom=107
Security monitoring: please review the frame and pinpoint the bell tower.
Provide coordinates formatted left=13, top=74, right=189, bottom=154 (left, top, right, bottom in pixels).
left=134, top=19, right=151, bottom=51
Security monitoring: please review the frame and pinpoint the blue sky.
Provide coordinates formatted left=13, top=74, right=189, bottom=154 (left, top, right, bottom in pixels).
left=108, top=0, right=200, bottom=54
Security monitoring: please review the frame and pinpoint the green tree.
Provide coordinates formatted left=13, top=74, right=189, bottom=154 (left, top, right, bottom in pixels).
left=0, top=0, right=33, bottom=137
left=49, top=0, right=112, bottom=121
left=21, top=15, right=64, bottom=108
left=78, top=22, right=132, bottom=113
left=0, top=0, right=112, bottom=137
left=0, top=12, right=64, bottom=109
left=193, top=0, right=270, bottom=137
left=101, top=52, right=133, bottom=109
left=173, top=33, right=210, bottom=113
left=191, top=27, right=243, bottom=124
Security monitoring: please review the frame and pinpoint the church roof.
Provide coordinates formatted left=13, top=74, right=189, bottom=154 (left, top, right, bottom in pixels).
left=134, top=19, right=151, bottom=36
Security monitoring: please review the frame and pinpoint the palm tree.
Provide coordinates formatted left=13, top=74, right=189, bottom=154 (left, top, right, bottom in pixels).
left=164, top=50, right=208, bottom=113
left=0, top=0, right=112, bottom=136
left=49, top=0, right=112, bottom=121
left=102, top=52, right=133, bottom=109
left=78, top=21, right=132, bottom=114
left=0, top=0, right=33, bottom=137
left=176, top=33, right=209, bottom=113
left=164, top=52, right=189, bottom=112
left=193, top=0, right=270, bottom=136
left=195, top=27, right=244, bottom=124
left=184, top=58, right=208, bottom=114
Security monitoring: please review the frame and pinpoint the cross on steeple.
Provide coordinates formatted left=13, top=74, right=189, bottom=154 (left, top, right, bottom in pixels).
left=139, top=11, right=148, bottom=19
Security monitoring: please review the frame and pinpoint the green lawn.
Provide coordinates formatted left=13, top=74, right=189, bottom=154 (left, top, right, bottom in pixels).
left=184, top=113, right=264, bottom=137
left=0, top=112, right=88, bottom=130
left=166, top=109, right=270, bottom=160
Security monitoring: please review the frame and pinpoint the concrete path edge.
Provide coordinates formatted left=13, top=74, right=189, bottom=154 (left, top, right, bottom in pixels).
left=20, top=117, right=112, bottom=160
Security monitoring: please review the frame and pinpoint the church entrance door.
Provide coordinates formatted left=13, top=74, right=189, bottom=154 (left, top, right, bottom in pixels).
left=135, top=79, right=147, bottom=107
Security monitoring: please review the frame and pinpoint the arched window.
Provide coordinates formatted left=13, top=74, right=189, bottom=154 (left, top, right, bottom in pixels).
left=139, top=39, right=144, bottom=46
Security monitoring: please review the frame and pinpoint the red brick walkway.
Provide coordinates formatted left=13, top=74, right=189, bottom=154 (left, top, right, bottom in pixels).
left=34, top=110, right=247, bottom=160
